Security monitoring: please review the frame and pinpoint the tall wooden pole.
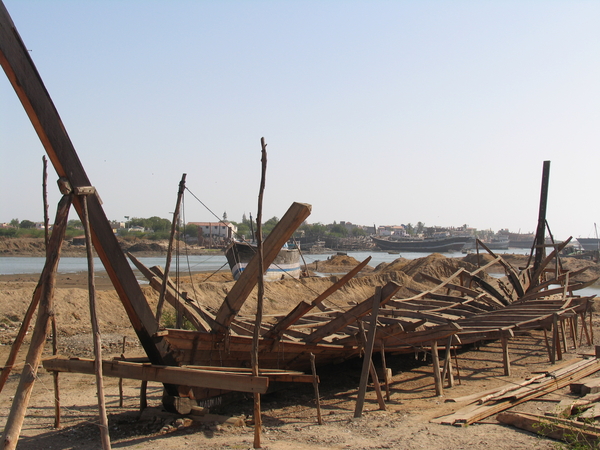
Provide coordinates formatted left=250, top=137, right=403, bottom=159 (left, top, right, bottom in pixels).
left=1, top=194, right=71, bottom=450
left=531, top=161, right=551, bottom=281
left=81, top=195, right=111, bottom=449
left=252, top=138, right=267, bottom=448
left=156, top=173, right=187, bottom=323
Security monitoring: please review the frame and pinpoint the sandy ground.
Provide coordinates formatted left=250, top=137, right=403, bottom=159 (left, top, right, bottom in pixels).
left=1, top=254, right=599, bottom=449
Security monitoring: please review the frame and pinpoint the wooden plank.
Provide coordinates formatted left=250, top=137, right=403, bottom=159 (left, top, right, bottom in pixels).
left=213, top=202, right=311, bottom=332
left=304, top=282, right=401, bottom=344
left=43, top=357, right=268, bottom=394
left=497, top=411, right=600, bottom=444
left=0, top=3, right=169, bottom=368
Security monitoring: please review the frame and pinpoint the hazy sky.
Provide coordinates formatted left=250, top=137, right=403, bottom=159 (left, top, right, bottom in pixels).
left=1, top=1, right=599, bottom=241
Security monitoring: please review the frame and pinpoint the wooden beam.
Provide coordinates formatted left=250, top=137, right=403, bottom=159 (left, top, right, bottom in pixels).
left=43, top=357, right=269, bottom=394
left=0, top=2, right=167, bottom=369
left=213, top=202, right=311, bottom=332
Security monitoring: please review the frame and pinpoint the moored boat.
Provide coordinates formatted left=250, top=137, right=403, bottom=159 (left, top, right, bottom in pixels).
left=225, top=240, right=301, bottom=281
left=371, top=235, right=471, bottom=253
left=576, top=238, right=600, bottom=252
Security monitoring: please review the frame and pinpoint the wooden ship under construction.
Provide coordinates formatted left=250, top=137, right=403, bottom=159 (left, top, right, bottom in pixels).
left=1, top=2, right=599, bottom=448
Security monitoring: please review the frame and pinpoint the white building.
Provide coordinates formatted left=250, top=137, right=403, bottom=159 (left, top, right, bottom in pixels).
left=188, top=221, right=237, bottom=239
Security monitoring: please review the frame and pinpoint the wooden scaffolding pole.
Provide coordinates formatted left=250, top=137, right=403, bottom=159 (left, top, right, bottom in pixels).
left=252, top=138, right=267, bottom=449
left=81, top=194, right=111, bottom=450
left=1, top=194, right=71, bottom=450
left=156, top=173, right=187, bottom=323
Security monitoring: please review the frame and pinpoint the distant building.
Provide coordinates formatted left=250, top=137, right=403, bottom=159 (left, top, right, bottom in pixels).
left=377, top=225, right=407, bottom=237
left=187, top=221, right=237, bottom=239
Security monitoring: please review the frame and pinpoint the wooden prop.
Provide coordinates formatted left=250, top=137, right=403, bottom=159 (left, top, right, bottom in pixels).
left=1, top=194, right=71, bottom=450
left=310, top=353, right=323, bottom=425
left=252, top=138, right=267, bottom=449
left=354, top=287, right=384, bottom=418
left=81, top=195, right=111, bottom=449
left=156, top=173, right=186, bottom=323
left=213, top=201, right=311, bottom=333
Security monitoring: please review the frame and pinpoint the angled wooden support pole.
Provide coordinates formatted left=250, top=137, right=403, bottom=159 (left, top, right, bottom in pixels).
left=354, top=286, right=384, bottom=418
left=1, top=194, right=71, bottom=450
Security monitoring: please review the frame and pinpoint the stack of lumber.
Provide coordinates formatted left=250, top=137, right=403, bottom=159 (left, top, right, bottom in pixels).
left=432, top=357, right=600, bottom=426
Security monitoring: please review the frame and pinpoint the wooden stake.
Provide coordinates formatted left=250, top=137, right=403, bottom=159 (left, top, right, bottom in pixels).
left=431, top=340, right=443, bottom=396
left=441, top=335, right=455, bottom=387
left=368, top=360, right=387, bottom=410
left=310, top=353, right=323, bottom=425
left=1, top=194, right=71, bottom=450
left=354, top=286, right=383, bottom=418
left=252, top=138, right=267, bottom=449
left=553, top=314, right=562, bottom=362
left=380, top=342, right=391, bottom=401
left=140, top=380, right=148, bottom=412
left=82, top=195, right=111, bottom=450
left=119, top=336, right=126, bottom=408
left=501, top=332, right=511, bottom=377
left=156, top=173, right=187, bottom=323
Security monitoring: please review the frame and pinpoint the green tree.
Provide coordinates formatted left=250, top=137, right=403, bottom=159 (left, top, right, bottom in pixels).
left=19, top=220, right=36, bottom=229
left=67, top=219, right=82, bottom=229
left=351, top=227, right=366, bottom=237
left=185, top=223, right=199, bottom=238
left=9, top=219, right=19, bottom=227
left=329, top=224, right=348, bottom=237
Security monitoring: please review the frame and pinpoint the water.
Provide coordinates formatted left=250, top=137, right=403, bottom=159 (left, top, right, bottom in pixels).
left=0, top=254, right=230, bottom=275
left=0, top=247, right=558, bottom=276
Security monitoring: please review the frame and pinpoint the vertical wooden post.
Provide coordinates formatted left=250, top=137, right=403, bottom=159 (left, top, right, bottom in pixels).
left=553, top=314, right=562, bottom=361
left=81, top=195, right=111, bottom=450
left=380, top=343, right=391, bottom=401
left=569, top=317, right=578, bottom=351
left=501, top=332, right=511, bottom=377
left=431, top=340, right=443, bottom=396
left=1, top=194, right=71, bottom=450
left=544, top=327, right=554, bottom=363
left=560, top=319, right=568, bottom=353
left=119, top=336, right=126, bottom=408
left=531, top=161, right=551, bottom=283
left=140, top=380, right=148, bottom=412
left=441, top=335, right=455, bottom=387
left=51, top=316, right=60, bottom=429
left=354, top=286, right=383, bottom=418
left=252, top=138, right=267, bottom=449
left=156, top=173, right=187, bottom=323
left=309, top=353, right=323, bottom=425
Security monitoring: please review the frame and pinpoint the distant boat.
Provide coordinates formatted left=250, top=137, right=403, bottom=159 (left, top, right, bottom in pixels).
left=371, top=235, right=470, bottom=253
left=576, top=238, right=600, bottom=252
left=225, top=240, right=301, bottom=281
left=506, top=232, right=535, bottom=249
